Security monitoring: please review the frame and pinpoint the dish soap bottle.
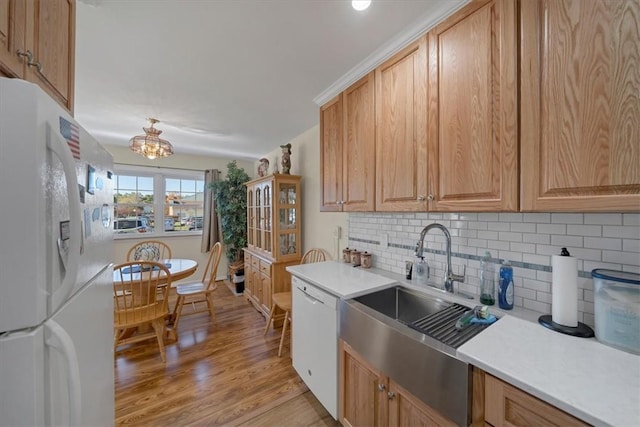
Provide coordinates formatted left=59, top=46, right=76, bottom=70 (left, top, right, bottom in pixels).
left=414, top=256, right=428, bottom=284
left=479, top=251, right=495, bottom=305
left=498, top=260, right=514, bottom=310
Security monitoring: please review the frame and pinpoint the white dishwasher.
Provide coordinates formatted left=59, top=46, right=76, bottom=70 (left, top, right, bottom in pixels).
left=291, top=275, right=338, bottom=419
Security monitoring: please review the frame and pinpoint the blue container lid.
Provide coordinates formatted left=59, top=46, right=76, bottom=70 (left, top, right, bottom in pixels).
left=591, top=269, right=640, bottom=285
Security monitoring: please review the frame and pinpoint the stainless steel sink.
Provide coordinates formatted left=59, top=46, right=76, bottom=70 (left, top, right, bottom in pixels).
left=341, top=286, right=497, bottom=426
left=354, top=286, right=452, bottom=323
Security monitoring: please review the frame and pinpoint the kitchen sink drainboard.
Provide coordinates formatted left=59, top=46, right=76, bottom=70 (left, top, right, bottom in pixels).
left=408, top=303, right=492, bottom=349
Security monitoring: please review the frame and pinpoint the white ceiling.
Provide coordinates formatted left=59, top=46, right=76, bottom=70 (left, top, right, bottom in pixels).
left=75, top=0, right=466, bottom=161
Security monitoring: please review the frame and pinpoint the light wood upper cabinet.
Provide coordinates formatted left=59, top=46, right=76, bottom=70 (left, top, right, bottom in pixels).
left=320, top=73, right=376, bottom=212
left=0, top=0, right=74, bottom=112
left=520, top=0, right=640, bottom=211
left=343, top=72, right=376, bottom=211
left=320, top=94, right=344, bottom=211
left=0, top=0, right=26, bottom=77
left=375, top=36, right=429, bottom=212
left=25, top=0, right=75, bottom=112
left=427, top=0, right=518, bottom=212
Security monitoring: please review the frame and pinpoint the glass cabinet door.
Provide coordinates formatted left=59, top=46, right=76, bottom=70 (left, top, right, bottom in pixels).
left=255, top=187, right=262, bottom=249
left=247, top=189, right=254, bottom=247
left=263, top=183, right=272, bottom=253
left=277, top=182, right=298, bottom=257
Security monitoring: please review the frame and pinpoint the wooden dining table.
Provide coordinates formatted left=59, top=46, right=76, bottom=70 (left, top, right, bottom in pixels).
left=113, top=258, right=198, bottom=340
left=112, top=258, right=198, bottom=285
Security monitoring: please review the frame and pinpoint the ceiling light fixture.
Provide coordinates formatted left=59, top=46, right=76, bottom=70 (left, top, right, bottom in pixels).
left=129, top=118, right=174, bottom=160
left=352, top=0, right=371, bottom=11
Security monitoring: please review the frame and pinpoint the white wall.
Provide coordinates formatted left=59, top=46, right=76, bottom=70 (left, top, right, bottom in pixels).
left=256, top=125, right=348, bottom=261
left=106, top=144, right=255, bottom=283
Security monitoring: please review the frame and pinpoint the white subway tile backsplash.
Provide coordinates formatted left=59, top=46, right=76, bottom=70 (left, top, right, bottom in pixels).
left=498, top=231, right=523, bottom=242
left=567, top=224, right=602, bottom=237
left=623, top=239, right=640, bottom=253
left=523, top=213, right=551, bottom=223
left=499, top=213, right=523, bottom=222
left=537, top=223, right=567, bottom=235
left=551, top=235, right=583, bottom=247
left=348, top=211, right=639, bottom=328
left=603, top=250, right=640, bottom=265
left=523, top=233, right=551, bottom=244
left=603, top=225, right=640, bottom=239
left=584, top=213, right=622, bottom=225
left=584, top=237, right=622, bottom=251
left=623, top=213, right=640, bottom=226
left=551, top=213, right=584, bottom=224
left=488, top=222, right=511, bottom=231
left=510, top=222, right=536, bottom=233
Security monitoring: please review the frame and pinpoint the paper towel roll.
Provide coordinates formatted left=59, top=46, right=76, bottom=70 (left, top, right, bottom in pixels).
left=551, top=254, right=578, bottom=327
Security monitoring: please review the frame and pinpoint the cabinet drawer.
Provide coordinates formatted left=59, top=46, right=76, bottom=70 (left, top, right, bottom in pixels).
left=484, top=374, right=587, bottom=427
left=244, top=252, right=251, bottom=263
left=251, top=256, right=260, bottom=269
left=259, top=260, right=271, bottom=276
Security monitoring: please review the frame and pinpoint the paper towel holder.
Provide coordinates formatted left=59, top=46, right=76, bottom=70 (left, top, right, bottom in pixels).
left=538, top=315, right=594, bottom=337
left=539, top=247, right=594, bottom=337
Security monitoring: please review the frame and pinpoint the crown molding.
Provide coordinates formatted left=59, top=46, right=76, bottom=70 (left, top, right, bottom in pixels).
left=313, top=0, right=470, bottom=106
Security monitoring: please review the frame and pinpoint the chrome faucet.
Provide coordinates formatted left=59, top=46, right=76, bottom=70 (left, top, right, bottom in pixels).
left=415, top=223, right=465, bottom=293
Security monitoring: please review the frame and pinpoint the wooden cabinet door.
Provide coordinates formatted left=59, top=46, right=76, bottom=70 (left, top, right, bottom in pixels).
left=339, top=340, right=386, bottom=427
left=0, top=0, right=26, bottom=77
left=259, top=271, right=271, bottom=315
left=343, top=72, right=376, bottom=211
left=388, top=380, right=455, bottom=427
left=520, top=0, right=640, bottom=211
left=320, top=94, right=344, bottom=211
left=375, top=36, right=429, bottom=211
left=428, top=0, right=518, bottom=211
left=484, top=374, right=588, bottom=427
left=243, top=254, right=253, bottom=300
left=25, top=0, right=75, bottom=112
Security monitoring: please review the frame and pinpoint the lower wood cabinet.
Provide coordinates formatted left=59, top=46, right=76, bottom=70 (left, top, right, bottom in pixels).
left=481, top=371, right=588, bottom=427
left=339, top=340, right=455, bottom=427
left=243, top=249, right=297, bottom=320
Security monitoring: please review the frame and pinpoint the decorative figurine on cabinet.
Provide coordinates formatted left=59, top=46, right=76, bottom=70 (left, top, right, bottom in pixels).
left=257, top=158, right=269, bottom=177
left=280, top=143, right=292, bottom=174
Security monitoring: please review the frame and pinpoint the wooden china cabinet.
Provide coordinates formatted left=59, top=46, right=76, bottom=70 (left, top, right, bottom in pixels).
left=243, top=173, right=302, bottom=319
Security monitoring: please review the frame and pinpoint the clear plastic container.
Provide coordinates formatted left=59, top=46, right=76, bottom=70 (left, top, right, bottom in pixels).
left=592, top=269, right=640, bottom=355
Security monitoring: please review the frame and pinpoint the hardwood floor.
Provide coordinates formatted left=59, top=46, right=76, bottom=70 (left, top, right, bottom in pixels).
left=115, top=282, right=339, bottom=426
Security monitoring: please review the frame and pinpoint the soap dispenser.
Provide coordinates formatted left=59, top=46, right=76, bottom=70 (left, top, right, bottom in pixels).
left=414, top=256, right=428, bottom=284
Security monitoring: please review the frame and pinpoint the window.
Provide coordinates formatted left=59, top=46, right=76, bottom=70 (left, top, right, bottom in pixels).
left=113, top=167, right=205, bottom=237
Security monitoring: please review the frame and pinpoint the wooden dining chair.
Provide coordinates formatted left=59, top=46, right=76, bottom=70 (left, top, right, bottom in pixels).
left=171, top=242, right=222, bottom=336
left=126, top=240, right=172, bottom=262
left=264, top=248, right=330, bottom=357
left=113, top=261, right=172, bottom=362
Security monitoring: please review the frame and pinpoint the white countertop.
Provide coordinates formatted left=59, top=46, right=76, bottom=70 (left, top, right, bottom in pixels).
left=458, top=315, right=640, bottom=427
left=286, top=261, right=397, bottom=298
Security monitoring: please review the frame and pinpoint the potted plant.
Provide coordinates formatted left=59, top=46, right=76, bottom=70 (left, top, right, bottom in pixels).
left=210, top=161, right=250, bottom=293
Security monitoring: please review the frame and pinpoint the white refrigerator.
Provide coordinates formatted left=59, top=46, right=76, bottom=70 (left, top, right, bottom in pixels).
left=0, top=78, right=115, bottom=426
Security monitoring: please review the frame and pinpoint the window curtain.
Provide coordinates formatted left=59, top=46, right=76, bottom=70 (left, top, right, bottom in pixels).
left=201, top=169, right=221, bottom=253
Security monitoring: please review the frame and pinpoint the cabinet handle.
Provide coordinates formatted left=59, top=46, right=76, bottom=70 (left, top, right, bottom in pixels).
left=427, top=194, right=434, bottom=201
left=16, top=49, right=33, bottom=62
left=377, top=383, right=386, bottom=392
left=387, top=391, right=396, bottom=400
left=417, top=195, right=425, bottom=201
left=28, top=60, right=43, bottom=73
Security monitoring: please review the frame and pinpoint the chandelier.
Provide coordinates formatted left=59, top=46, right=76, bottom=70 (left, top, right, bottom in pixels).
left=129, top=118, right=174, bottom=160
